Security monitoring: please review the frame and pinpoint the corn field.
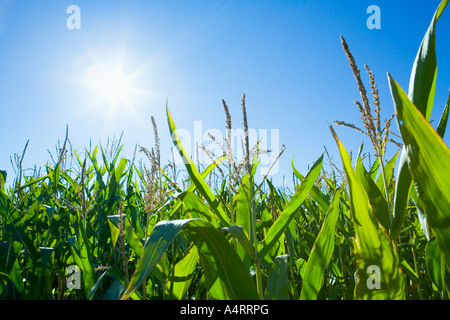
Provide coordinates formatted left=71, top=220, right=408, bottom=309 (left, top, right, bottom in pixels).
left=1, top=1, right=450, bottom=301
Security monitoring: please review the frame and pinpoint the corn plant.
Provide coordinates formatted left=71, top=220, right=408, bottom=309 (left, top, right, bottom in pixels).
left=331, top=0, right=449, bottom=299
left=0, top=0, right=449, bottom=301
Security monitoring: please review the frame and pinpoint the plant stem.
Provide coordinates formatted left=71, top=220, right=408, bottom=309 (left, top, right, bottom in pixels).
left=228, top=165, right=237, bottom=251
left=378, top=154, right=392, bottom=225
left=410, top=228, right=423, bottom=300
left=248, top=176, right=264, bottom=299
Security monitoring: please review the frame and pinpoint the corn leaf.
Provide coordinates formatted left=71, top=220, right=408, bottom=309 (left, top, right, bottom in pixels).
left=409, top=2, right=443, bottom=118
left=166, top=104, right=230, bottom=227
left=257, top=155, right=323, bottom=261
left=331, top=126, right=405, bottom=300
left=425, top=240, right=446, bottom=295
left=355, top=159, right=390, bottom=231
left=391, top=0, right=448, bottom=240
left=0, top=170, right=6, bottom=194
left=8, top=258, right=24, bottom=294
left=121, top=218, right=259, bottom=300
left=222, top=225, right=255, bottom=260
left=300, top=189, right=341, bottom=300
left=67, top=234, right=95, bottom=298
left=166, top=246, right=199, bottom=300
left=179, top=191, right=220, bottom=228
left=107, top=215, right=144, bottom=257
left=292, top=157, right=330, bottom=215
left=375, top=151, right=399, bottom=200
left=388, top=74, right=450, bottom=268
left=166, top=155, right=226, bottom=220
left=437, top=90, right=450, bottom=138
left=264, top=255, right=289, bottom=300
left=235, top=172, right=252, bottom=239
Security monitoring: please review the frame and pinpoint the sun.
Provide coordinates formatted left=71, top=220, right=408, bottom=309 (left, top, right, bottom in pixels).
left=76, top=45, right=152, bottom=120
left=82, top=63, right=135, bottom=108
left=71, top=44, right=168, bottom=130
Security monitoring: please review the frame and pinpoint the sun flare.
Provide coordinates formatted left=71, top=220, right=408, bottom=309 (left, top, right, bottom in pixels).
left=82, top=63, right=135, bottom=108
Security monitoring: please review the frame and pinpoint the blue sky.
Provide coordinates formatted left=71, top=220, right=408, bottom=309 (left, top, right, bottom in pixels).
left=1, top=0, right=449, bottom=188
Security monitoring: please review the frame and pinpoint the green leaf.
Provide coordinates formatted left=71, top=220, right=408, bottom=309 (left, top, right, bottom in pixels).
left=121, top=219, right=259, bottom=300
left=376, top=151, right=399, bottom=200
left=233, top=172, right=254, bottom=264
left=390, top=0, right=448, bottom=240
left=88, top=268, right=111, bottom=300
left=179, top=192, right=220, bottom=228
left=166, top=246, right=199, bottom=300
left=19, top=174, right=50, bottom=190
left=399, top=260, right=420, bottom=284
left=408, top=0, right=447, bottom=118
left=67, top=234, right=95, bottom=298
left=330, top=126, right=405, bottom=300
left=103, top=279, right=125, bottom=300
left=39, top=247, right=54, bottom=273
left=107, top=215, right=143, bottom=257
left=166, top=103, right=230, bottom=227
left=410, top=186, right=431, bottom=240
left=0, top=170, right=6, bottom=193
left=390, top=152, right=413, bottom=240
left=300, top=189, right=341, bottom=300
left=437, top=90, right=450, bottom=138
left=8, top=259, right=24, bottom=294
left=67, top=236, right=82, bottom=268
left=425, top=240, right=445, bottom=294
left=264, top=255, right=289, bottom=300
left=355, top=158, right=390, bottom=231
left=115, top=158, right=129, bottom=182
left=103, top=267, right=143, bottom=300
left=235, top=173, right=252, bottom=238
left=107, top=220, right=120, bottom=248
left=388, top=74, right=450, bottom=268
left=292, top=157, right=330, bottom=215
left=166, top=155, right=226, bottom=220
left=222, top=225, right=255, bottom=260
left=257, top=155, right=323, bottom=261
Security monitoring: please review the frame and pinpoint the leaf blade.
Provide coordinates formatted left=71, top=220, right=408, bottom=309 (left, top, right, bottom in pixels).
left=120, top=219, right=258, bottom=300
left=300, top=189, right=341, bottom=300
left=330, top=126, right=405, bottom=300
left=257, top=155, right=324, bottom=260
left=389, top=74, right=450, bottom=268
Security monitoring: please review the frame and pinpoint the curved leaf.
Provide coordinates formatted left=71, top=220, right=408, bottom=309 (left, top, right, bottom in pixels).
left=264, top=255, right=289, bottom=300
left=257, top=155, right=323, bottom=261
left=391, top=0, right=448, bottom=240
left=331, top=126, right=405, bottom=300
left=437, top=90, right=450, bottom=138
left=166, top=155, right=226, bottom=220
left=179, top=192, right=219, bottom=227
left=425, top=240, right=446, bottom=295
left=166, top=103, right=230, bottom=227
left=167, top=246, right=199, bottom=300
left=120, top=218, right=258, bottom=300
left=389, top=74, right=450, bottom=268
left=300, top=189, right=341, bottom=300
